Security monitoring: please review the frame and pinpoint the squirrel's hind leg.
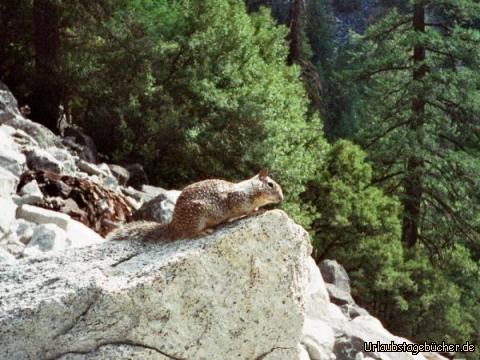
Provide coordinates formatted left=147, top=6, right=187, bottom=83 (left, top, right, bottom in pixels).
left=172, top=200, right=210, bottom=238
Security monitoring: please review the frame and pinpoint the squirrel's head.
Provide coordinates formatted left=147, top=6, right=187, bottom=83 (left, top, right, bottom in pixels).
left=254, top=168, right=284, bottom=205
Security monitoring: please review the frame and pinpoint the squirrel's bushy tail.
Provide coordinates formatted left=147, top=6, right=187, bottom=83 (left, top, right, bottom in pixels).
left=107, top=221, right=173, bottom=243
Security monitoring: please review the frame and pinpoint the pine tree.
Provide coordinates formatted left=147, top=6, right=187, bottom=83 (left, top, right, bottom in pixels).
left=31, top=0, right=63, bottom=131
left=0, top=0, right=34, bottom=107
left=349, top=0, right=480, bottom=250
left=346, top=0, right=480, bottom=344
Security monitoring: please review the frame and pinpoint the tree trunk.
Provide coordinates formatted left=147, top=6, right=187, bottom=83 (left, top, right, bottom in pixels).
left=0, top=2, right=12, bottom=82
left=32, top=0, right=62, bottom=132
left=246, top=0, right=272, bottom=13
left=402, top=0, right=426, bottom=248
left=0, top=1, right=29, bottom=93
left=287, top=0, right=303, bottom=65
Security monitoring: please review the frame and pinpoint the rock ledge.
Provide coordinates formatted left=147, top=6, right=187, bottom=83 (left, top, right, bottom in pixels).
left=0, top=210, right=311, bottom=360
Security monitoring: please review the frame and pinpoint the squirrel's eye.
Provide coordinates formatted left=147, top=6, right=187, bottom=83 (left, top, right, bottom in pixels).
left=267, top=181, right=274, bottom=188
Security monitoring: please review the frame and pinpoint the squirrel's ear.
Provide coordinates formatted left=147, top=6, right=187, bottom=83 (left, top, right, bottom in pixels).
left=258, top=168, right=269, bottom=180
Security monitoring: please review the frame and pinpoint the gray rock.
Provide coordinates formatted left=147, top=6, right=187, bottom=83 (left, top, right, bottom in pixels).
left=25, top=147, right=63, bottom=173
left=0, top=168, right=18, bottom=197
left=122, top=186, right=146, bottom=203
left=356, top=353, right=376, bottom=360
left=48, top=147, right=78, bottom=173
left=19, top=180, right=44, bottom=201
left=0, top=149, right=26, bottom=177
left=306, top=262, right=443, bottom=360
left=0, top=197, right=17, bottom=235
left=63, top=126, right=98, bottom=163
left=15, top=196, right=42, bottom=207
left=56, top=344, right=173, bottom=359
left=132, top=191, right=179, bottom=224
left=0, top=84, right=63, bottom=149
left=0, top=210, right=312, bottom=360
left=164, top=189, right=180, bottom=204
left=62, top=136, right=84, bottom=153
left=302, top=318, right=336, bottom=360
left=0, top=83, right=22, bottom=123
left=123, top=195, right=142, bottom=211
left=5, top=116, right=63, bottom=149
left=16, top=204, right=105, bottom=248
left=102, top=175, right=120, bottom=191
left=320, top=259, right=351, bottom=293
left=3, top=236, right=25, bottom=258
left=0, top=206, right=448, bottom=360
left=304, top=257, right=342, bottom=322
left=75, top=171, right=88, bottom=180
left=15, top=219, right=36, bottom=245
left=0, top=199, right=18, bottom=256
left=325, top=283, right=355, bottom=306
left=141, top=184, right=167, bottom=201
left=77, top=159, right=108, bottom=177
left=10, top=128, right=40, bottom=148
left=97, top=163, right=113, bottom=177
left=126, top=163, right=149, bottom=190
left=12, top=193, right=43, bottom=206
left=66, top=219, right=105, bottom=248
left=0, top=246, right=15, bottom=264
left=301, top=258, right=338, bottom=360
left=23, top=223, right=69, bottom=256
left=299, top=345, right=312, bottom=360
left=17, top=204, right=71, bottom=229
left=0, top=126, right=17, bottom=151
left=0, top=124, right=16, bottom=140
left=331, top=315, right=420, bottom=360
left=76, top=161, right=119, bottom=190
left=345, top=304, right=370, bottom=319
left=108, top=164, right=130, bottom=186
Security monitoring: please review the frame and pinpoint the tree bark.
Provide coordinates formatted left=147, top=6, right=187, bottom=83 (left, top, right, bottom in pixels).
left=0, top=1, right=30, bottom=93
left=32, top=0, right=62, bottom=132
left=287, top=0, right=303, bottom=65
left=402, top=0, right=426, bottom=247
left=246, top=0, right=272, bottom=13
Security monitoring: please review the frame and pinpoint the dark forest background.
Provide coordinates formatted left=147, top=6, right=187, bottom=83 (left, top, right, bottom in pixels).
left=1, top=0, right=479, bottom=352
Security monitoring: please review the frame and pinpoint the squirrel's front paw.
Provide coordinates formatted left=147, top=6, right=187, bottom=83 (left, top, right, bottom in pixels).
left=253, top=208, right=266, bottom=215
left=201, top=228, right=214, bottom=236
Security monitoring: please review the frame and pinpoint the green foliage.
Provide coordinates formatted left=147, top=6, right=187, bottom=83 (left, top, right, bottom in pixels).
left=0, top=1, right=34, bottom=104
left=341, top=0, right=480, bottom=348
left=345, top=2, right=480, bottom=247
left=304, top=0, right=335, bottom=76
left=3, top=0, right=479, bottom=350
left=261, top=113, right=328, bottom=227
left=305, top=140, right=407, bottom=313
left=394, top=244, right=480, bottom=343
left=61, top=0, right=330, bottom=226
left=331, top=0, right=361, bottom=13
left=309, top=141, right=401, bottom=252
left=298, top=0, right=361, bottom=140
left=65, top=0, right=397, bottom=243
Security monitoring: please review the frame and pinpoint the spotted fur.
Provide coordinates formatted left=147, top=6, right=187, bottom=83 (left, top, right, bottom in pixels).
left=107, top=169, right=283, bottom=242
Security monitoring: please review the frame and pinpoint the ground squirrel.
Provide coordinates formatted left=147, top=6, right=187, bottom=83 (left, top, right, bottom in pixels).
left=107, top=169, right=284, bottom=242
